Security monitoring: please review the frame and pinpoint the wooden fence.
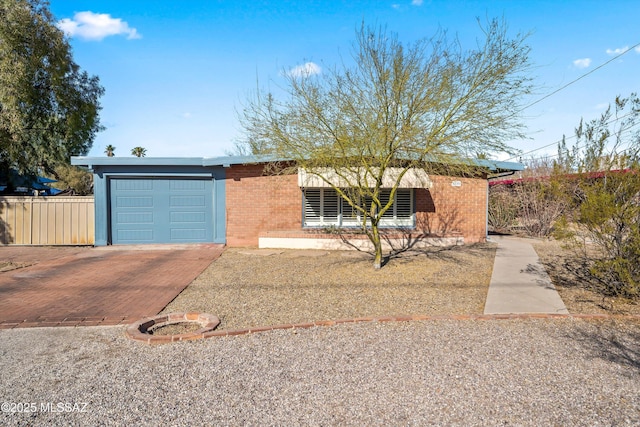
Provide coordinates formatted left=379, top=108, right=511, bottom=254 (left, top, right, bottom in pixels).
left=0, top=196, right=94, bottom=245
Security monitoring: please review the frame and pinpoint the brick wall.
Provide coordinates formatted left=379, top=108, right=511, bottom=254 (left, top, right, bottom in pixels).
left=225, top=164, right=301, bottom=246
left=416, top=175, right=488, bottom=243
left=225, top=165, right=488, bottom=246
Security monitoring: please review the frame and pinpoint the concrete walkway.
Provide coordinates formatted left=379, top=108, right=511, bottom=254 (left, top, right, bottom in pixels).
left=484, top=236, right=569, bottom=315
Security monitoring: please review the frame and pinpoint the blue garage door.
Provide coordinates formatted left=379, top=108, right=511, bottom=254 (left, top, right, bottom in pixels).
left=110, top=178, right=214, bottom=244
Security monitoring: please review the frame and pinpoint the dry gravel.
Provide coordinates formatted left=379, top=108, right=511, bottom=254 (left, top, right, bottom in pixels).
left=162, top=244, right=496, bottom=330
left=1, top=318, right=638, bottom=426
left=2, top=241, right=639, bottom=425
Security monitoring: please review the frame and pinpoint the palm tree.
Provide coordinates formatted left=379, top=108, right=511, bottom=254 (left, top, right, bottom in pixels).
left=104, top=145, right=116, bottom=157
left=131, top=147, right=147, bottom=157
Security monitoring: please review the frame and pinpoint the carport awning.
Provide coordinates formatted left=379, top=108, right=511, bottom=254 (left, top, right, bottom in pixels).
left=298, top=167, right=432, bottom=189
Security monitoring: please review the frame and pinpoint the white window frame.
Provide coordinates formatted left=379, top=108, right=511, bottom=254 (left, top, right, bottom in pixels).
left=303, top=188, right=415, bottom=228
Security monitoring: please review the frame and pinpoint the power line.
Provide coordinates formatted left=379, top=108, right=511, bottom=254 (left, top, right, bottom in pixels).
left=518, top=41, right=640, bottom=114
left=505, top=41, right=640, bottom=162
left=520, top=121, right=640, bottom=162
left=511, top=136, right=575, bottom=161
left=507, top=110, right=639, bottom=161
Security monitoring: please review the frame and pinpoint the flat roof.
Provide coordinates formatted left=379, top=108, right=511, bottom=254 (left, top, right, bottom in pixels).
left=70, top=155, right=275, bottom=168
left=71, top=155, right=524, bottom=173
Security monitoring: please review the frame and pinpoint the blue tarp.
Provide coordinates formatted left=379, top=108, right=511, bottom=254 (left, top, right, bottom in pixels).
left=0, top=169, right=62, bottom=195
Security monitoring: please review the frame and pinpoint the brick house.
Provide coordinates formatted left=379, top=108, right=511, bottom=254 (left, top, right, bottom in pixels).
left=71, top=155, right=523, bottom=249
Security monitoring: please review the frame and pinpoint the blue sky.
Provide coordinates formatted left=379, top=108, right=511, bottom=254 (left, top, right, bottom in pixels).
left=49, top=1, right=640, bottom=161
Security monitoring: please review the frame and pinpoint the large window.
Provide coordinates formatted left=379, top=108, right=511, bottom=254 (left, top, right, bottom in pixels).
left=303, top=188, right=414, bottom=228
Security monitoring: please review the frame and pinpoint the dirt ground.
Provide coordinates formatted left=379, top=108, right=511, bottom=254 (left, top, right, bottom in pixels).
left=164, top=240, right=640, bottom=330
left=533, top=239, right=640, bottom=316
left=162, top=244, right=496, bottom=330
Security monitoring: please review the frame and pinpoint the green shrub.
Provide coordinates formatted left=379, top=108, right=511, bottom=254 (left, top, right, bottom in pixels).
left=575, top=170, right=640, bottom=298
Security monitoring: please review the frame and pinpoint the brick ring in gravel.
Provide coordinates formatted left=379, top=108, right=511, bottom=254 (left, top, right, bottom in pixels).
left=126, top=312, right=220, bottom=344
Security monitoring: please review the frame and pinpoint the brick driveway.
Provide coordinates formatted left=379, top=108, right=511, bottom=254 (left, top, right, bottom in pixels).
left=0, top=245, right=223, bottom=328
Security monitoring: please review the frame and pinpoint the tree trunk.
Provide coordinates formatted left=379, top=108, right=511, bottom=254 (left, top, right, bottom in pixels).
left=371, top=223, right=383, bottom=269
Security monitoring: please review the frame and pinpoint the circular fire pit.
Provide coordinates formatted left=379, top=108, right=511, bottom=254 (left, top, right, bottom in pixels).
left=126, top=312, right=220, bottom=344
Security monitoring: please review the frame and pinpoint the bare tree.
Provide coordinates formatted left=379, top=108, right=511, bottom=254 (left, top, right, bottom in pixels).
left=238, top=20, right=533, bottom=268
left=504, top=157, right=574, bottom=237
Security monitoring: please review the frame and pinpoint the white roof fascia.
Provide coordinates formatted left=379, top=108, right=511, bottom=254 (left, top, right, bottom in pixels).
left=298, top=167, right=432, bottom=189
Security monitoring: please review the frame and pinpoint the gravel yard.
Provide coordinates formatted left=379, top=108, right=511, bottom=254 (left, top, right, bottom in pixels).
left=161, top=244, right=496, bottom=330
left=2, top=239, right=639, bottom=425
left=1, top=318, right=638, bottom=426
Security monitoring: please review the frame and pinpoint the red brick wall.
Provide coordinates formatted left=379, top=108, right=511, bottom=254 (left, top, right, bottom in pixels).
left=225, top=165, right=488, bottom=246
left=416, top=175, right=488, bottom=243
left=225, top=165, right=301, bottom=246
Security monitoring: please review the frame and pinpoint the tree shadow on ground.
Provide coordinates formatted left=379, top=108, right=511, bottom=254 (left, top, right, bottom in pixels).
left=541, top=253, right=621, bottom=310
left=565, top=321, right=640, bottom=373
left=520, top=262, right=562, bottom=291
left=334, top=227, right=496, bottom=268
left=384, top=241, right=497, bottom=269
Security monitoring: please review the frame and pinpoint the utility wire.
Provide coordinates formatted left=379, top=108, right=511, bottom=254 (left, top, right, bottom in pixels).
left=529, top=122, right=640, bottom=162
left=518, top=41, right=640, bottom=114
left=507, top=110, right=639, bottom=161
left=505, top=41, right=640, bottom=162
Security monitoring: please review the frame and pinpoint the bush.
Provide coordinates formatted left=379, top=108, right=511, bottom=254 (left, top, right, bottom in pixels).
left=568, top=169, right=640, bottom=298
left=487, top=184, right=518, bottom=233
left=551, top=93, right=640, bottom=300
left=488, top=177, right=572, bottom=237
left=514, top=178, right=571, bottom=237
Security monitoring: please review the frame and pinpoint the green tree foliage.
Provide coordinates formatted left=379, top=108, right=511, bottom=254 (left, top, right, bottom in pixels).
left=51, top=163, right=92, bottom=195
left=131, top=146, right=146, bottom=157
left=104, top=144, right=115, bottom=157
left=238, top=20, right=533, bottom=268
left=556, top=95, right=640, bottom=174
left=555, top=94, right=640, bottom=298
left=0, top=0, right=104, bottom=176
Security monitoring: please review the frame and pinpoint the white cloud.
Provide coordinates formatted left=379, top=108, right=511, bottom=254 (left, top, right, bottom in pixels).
left=57, top=11, right=141, bottom=41
left=636, top=46, right=640, bottom=54
left=412, top=0, right=424, bottom=5
left=606, top=46, right=629, bottom=55
left=181, top=112, right=192, bottom=119
left=572, top=58, right=591, bottom=69
left=287, top=62, right=321, bottom=78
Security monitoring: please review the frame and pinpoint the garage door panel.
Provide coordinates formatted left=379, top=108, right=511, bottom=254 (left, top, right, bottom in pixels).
left=115, top=179, right=154, bottom=191
left=170, top=180, right=205, bottom=190
left=110, top=178, right=213, bottom=244
left=117, top=229, right=154, bottom=242
left=170, top=229, right=206, bottom=240
left=117, top=212, right=154, bottom=224
left=170, top=211, right=205, bottom=223
left=170, top=195, right=205, bottom=207
left=116, top=196, right=154, bottom=208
